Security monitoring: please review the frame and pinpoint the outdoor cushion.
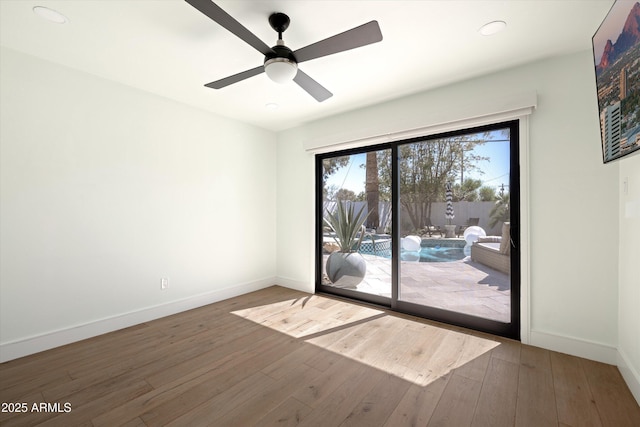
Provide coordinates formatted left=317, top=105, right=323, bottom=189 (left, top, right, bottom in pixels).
left=499, top=222, right=510, bottom=254
left=477, top=236, right=501, bottom=243
left=470, top=222, right=511, bottom=274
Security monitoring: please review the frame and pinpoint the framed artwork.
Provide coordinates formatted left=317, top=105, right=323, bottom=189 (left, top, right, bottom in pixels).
left=593, top=0, right=640, bottom=163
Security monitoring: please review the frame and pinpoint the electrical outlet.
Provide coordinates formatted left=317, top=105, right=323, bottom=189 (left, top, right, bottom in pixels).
left=161, top=277, right=169, bottom=290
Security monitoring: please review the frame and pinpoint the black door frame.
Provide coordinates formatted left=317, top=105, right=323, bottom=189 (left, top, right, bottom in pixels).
left=315, top=120, right=520, bottom=340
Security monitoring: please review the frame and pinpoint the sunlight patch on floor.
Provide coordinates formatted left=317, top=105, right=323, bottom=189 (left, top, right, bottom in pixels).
left=232, top=295, right=500, bottom=387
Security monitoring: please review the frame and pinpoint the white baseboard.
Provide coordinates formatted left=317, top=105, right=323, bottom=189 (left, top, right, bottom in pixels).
left=0, top=277, right=276, bottom=363
left=529, top=330, right=618, bottom=365
left=275, top=276, right=314, bottom=293
left=617, top=348, right=640, bottom=405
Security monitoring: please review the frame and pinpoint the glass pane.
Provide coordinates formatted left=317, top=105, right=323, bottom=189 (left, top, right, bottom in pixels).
left=398, top=128, right=511, bottom=323
left=321, top=150, right=392, bottom=298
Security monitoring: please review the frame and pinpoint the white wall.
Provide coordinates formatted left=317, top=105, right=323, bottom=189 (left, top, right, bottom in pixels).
left=275, top=127, right=315, bottom=290
left=276, top=50, right=621, bottom=361
left=618, top=154, right=640, bottom=402
left=0, top=48, right=277, bottom=360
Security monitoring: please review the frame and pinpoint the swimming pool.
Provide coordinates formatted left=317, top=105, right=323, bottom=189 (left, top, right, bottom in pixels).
left=358, top=237, right=466, bottom=263
left=402, top=242, right=465, bottom=262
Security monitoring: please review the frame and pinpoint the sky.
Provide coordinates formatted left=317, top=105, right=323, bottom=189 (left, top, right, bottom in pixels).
left=593, top=0, right=635, bottom=65
left=325, top=130, right=511, bottom=195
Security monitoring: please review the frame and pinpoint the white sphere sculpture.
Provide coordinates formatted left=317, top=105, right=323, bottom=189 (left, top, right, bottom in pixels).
left=463, top=226, right=486, bottom=244
left=403, top=252, right=421, bottom=262
left=402, top=235, right=421, bottom=251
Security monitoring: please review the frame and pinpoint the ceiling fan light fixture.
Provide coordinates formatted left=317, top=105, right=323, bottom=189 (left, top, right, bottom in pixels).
left=264, top=57, right=298, bottom=84
left=187, top=2, right=382, bottom=101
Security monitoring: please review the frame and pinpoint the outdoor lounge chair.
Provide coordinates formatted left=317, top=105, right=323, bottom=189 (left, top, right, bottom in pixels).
left=422, top=218, right=442, bottom=237
left=457, top=217, right=480, bottom=237
left=470, top=222, right=510, bottom=274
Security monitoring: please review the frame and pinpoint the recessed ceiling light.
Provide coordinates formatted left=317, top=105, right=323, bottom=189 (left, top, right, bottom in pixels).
left=33, top=6, right=68, bottom=24
left=265, top=103, right=279, bottom=111
left=479, top=20, right=506, bottom=36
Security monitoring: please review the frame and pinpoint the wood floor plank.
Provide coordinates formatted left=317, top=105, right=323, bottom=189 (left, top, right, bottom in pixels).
left=414, top=329, right=472, bottom=385
left=346, top=315, right=406, bottom=367
left=340, top=372, right=412, bottom=427
left=0, top=368, right=72, bottom=403
left=253, top=397, right=313, bottom=426
left=64, top=327, right=205, bottom=380
left=515, top=345, right=558, bottom=427
left=261, top=342, right=322, bottom=380
left=471, top=357, right=519, bottom=426
left=213, top=361, right=324, bottom=426
left=0, top=391, right=45, bottom=426
left=295, top=355, right=370, bottom=409
left=490, top=336, right=522, bottom=364
left=372, top=322, right=433, bottom=380
left=90, top=339, right=283, bottom=427
left=0, top=324, right=156, bottom=389
left=580, top=358, right=640, bottom=426
left=454, top=350, right=491, bottom=382
left=383, top=374, right=450, bottom=427
left=303, top=340, right=350, bottom=372
left=34, top=379, right=152, bottom=427
left=141, top=322, right=271, bottom=388
left=163, top=370, right=279, bottom=427
left=550, top=351, right=603, bottom=427
left=314, top=319, right=380, bottom=361
left=139, top=336, right=300, bottom=426
left=520, top=343, right=552, bottom=371
left=296, top=362, right=384, bottom=426
left=119, top=417, right=147, bottom=427
left=0, top=286, right=638, bottom=427
left=427, top=373, right=483, bottom=426
left=40, top=323, right=224, bottom=401
left=397, top=322, right=446, bottom=367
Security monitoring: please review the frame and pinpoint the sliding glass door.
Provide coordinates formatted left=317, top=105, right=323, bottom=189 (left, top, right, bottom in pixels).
left=395, top=123, right=519, bottom=337
left=316, top=121, right=520, bottom=339
left=317, top=148, right=393, bottom=306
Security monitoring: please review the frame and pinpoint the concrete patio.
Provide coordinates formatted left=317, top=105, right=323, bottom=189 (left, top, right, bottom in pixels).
left=323, top=253, right=511, bottom=323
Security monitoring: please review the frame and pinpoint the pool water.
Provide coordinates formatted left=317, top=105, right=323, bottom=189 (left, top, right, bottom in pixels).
left=358, top=238, right=466, bottom=263
left=401, top=244, right=465, bottom=262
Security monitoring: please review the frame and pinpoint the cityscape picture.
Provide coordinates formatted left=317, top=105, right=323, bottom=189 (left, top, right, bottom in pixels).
left=593, top=0, right=640, bottom=162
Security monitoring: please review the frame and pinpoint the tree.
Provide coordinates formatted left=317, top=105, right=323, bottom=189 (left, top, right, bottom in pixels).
left=489, top=192, right=510, bottom=228
left=365, top=151, right=380, bottom=229
left=335, top=188, right=356, bottom=201
left=452, top=178, right=482, bottom=201
left=479, top=186, right=497, bottom=201
left=322, top=156, right=351, bottom=200
left=325, top=185, right=339, bottom=201
left=322, top=156, right=350, bottom=181
left=378, top=135, right=489, bottom=230
left=355, top=191, right=367, bottom=201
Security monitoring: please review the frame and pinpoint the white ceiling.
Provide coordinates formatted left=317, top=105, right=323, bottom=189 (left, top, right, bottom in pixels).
left=0, top=0, right=614, bottom=131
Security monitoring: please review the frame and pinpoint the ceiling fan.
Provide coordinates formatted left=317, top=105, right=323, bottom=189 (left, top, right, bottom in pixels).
left=185, top=0, right=383, bottom=102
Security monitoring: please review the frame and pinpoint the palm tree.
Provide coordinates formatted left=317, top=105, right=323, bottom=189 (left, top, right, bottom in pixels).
left=489, top=192, right=510, bottom=228
left=365, top=151, right=379, bottom=229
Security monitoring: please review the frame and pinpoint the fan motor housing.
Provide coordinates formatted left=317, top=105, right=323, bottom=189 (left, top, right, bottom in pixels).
left=265, top=44, right=297, bottom=64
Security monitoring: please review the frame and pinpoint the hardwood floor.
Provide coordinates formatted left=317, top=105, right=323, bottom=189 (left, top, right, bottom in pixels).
left=1, top=286, right=638, bottom=426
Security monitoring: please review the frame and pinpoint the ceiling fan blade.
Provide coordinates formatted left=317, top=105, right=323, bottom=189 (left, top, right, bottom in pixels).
left=204, top=66, right=264, bottom=89
left=293, top=21, right=382, bottom=63
left=185, top=0, right=274, bottom=56
left=293, top=70, right=332, bottom=102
